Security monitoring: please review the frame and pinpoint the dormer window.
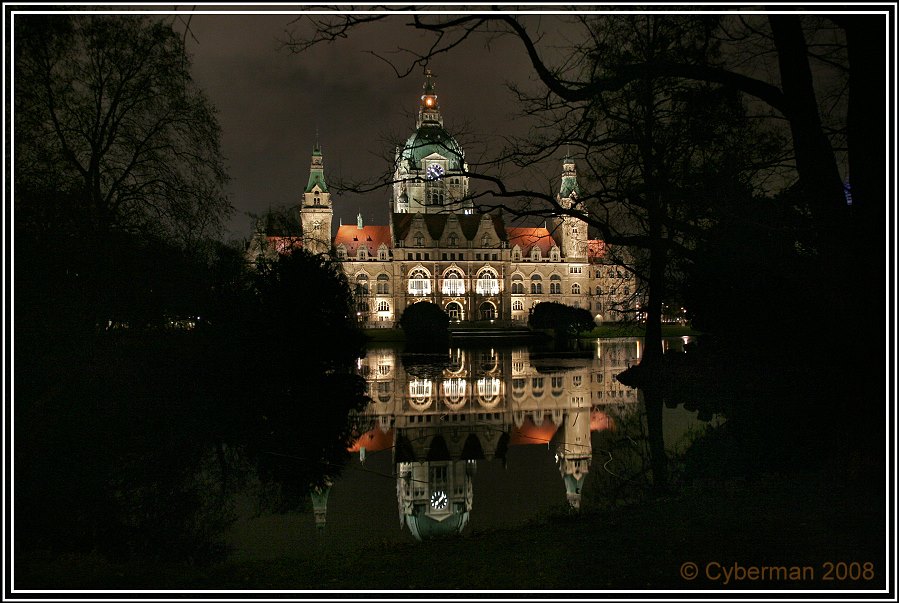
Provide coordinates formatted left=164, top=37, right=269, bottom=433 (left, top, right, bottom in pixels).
left=531, top=247, right=541, bottom=261
left=511, top=247, right=521, bottom=261
left=414, top=232, right=425, bottom=247
left=448, top=233, right=458, bottom=247
left=481, top=234, right=491, bottom=247
left=336, top=245, right=347, bottom=260
left=378, top=246, right=388, bottom=261
left=358, top=246, right=368, bottom=260
left=550, top=246, right=560, bottom=262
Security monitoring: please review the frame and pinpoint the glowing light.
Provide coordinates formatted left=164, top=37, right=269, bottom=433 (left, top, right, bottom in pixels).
left=425, top=97, right=434, bottom=107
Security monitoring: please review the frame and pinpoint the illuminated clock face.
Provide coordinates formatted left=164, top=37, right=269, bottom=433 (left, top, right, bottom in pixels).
left=426, top=164, right=445, bottom=181
left=430, top=490, right=448, bottom=509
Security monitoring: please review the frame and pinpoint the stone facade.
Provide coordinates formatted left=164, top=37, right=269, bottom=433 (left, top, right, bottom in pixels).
left=252, top=71, right=638, bottom=327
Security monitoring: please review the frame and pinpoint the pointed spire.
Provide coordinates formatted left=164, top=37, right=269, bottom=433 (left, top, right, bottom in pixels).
left=417, top=68, right=442, bottom=128
left=559, top=154, right=580, bottom=200
left=306, top=138, right=327, bottom=193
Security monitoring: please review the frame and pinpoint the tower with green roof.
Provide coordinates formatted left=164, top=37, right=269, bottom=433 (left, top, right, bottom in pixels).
left=392, top=69, right=473, bottom=215
left=301, top=140, right=332, bottom=255
left=556, top=155, right=589, bottom=260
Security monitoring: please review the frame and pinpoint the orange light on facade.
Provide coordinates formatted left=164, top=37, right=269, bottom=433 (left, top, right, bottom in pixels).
left=425, top=97, right=434, bottom=107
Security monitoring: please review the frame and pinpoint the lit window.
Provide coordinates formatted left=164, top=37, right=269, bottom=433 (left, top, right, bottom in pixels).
left=377, top=300, right=390, bottom=312
left=530, top=274, right=543, bottom=294
left=512, top=300, right=523, bottom=311
left=572, top=283, right=581, bottom=294
left=408, top=268, right=432, bottom=295
left=442, top=269, right=465, bottom=296
left=476, top=269, right=499, bottom=295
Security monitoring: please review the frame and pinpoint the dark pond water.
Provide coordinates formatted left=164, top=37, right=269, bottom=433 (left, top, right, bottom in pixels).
left=227, top=337, right=706, bottom=559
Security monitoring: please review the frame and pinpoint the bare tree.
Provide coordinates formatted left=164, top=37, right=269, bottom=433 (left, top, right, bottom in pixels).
left=15, top=14, right=232, bottom=250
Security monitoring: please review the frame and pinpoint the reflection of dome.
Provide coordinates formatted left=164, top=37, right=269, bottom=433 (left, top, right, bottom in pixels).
left=406, top=510, right=470, bottom=541
left=400, top=125, right=464, bottom=170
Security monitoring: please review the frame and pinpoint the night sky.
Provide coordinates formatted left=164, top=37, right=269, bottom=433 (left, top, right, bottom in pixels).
left=174, top=11, right=545, bottom=240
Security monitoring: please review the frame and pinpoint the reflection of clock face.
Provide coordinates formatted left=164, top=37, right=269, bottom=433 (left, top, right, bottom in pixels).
left=426, top=164, right=445, bottom=181
left=430, top=490, right=448, bottom=509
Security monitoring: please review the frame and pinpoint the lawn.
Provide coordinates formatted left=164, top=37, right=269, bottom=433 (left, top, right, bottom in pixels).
left=15, top=471, right=885, bottom=592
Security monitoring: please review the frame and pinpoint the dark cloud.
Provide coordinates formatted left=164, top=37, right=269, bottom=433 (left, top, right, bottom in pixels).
left=183, top=13, right=538, bottom=238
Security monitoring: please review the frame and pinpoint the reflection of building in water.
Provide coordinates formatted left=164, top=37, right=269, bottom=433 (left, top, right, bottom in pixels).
left=310, top=482, right=331, bottom=530
left=351, top=341, right=642, bottom=539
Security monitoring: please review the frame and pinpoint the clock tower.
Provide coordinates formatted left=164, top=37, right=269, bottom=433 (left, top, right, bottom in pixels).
left=301, top=140, right=333, bottom=255
left=393, top=70, right=473, bottom=214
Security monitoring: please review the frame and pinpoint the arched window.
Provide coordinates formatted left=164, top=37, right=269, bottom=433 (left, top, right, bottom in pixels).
left=377, top=300, right=390, bottom=312
left=377, top=273, right=390, bottom=294
left=596, top=286, right=603, bottom=296
left=572, top=283, right=581, bottom=294
left=408, top=268, right=431, bottom=295
left=336, top=245, right=347, bottom=260
left=608, top=268, right=615, bottom=278
left=357, top=246, right=367, bottom=260
left=476, top=268, right=499, bottom=295
left=511, top=246, right=522, bottom=261
left=530, top=274, right=543, bottom=294
left=414, top=231, right=425, bottom=247
left=427, top=182, right=445, bottom=206
left=550, top=246, right=560, bottom=261
left=478, top=302, right=496, bottom=321
left=531, top=246, right=541, bottom=261
left=445, top=301, right=463, bottom=320
left=511, top=274, right=524, bottom=294
left=442, top=269, right=465, bottom=296
left=378, top=245, right=389, bottom=261
left=355, top=273, right=369, bottom=296
left=481, top=234, right=491, bottom=247
left=550, top=274, right=561, bottom=294
left=448, top=233, right=459, bottom=247
left=512, top=300, right=523, bottom=311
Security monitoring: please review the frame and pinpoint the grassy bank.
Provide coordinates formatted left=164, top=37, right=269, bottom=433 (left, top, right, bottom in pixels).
left=364, top=324, right=699, bottom=344
left=580, top=323, right=699, bottom=339
left=15, top=471, right=884, bottom=591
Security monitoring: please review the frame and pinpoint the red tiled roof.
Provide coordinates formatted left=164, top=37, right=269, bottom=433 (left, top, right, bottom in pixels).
left=347, top=427, right=394, bottom=453
left=509, top=415, right=559, bottom=446
left=590, top=409, right=615, bottom=432
left=267, top=236, right=303, bottom=254
left=334, top=225, right=392, bottom=255
left=505, top=227, right=556, bottom=256
left=588, top=239, right=608, bottom=260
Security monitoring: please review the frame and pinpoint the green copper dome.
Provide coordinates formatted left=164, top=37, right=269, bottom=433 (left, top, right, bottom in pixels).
left=406, top=510, right=469, bottom=541
left=400, top=124, right=464, bottom=171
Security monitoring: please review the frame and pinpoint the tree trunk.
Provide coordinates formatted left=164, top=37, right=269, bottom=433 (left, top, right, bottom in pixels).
left=769, top=16, right=847, bottom=238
